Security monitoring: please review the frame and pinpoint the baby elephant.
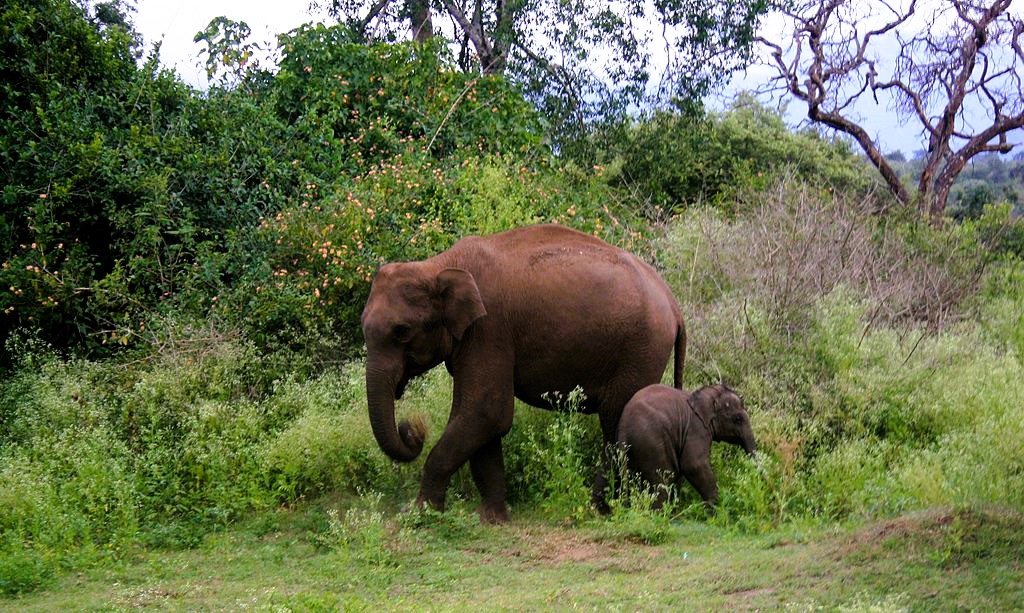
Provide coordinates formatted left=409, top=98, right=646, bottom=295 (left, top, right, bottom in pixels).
left=616, top=383, right=756, bottom=511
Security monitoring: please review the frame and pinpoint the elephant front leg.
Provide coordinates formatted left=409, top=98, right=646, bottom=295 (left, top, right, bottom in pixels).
left=415, top=431, right=466, bottom=513
left=416, top=392, right=514, bottom=521
left=682, top=462, right=719, bottom=513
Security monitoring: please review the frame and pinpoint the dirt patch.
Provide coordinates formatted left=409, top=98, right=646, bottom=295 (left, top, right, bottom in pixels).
left=540, top=540, right=608, bottom=564
left=831, top=507, right=969, bottom=560
left=500, top=526, right=628, bottom=566
left=875, top=511, right=955, bottom=539
left=118, top=583, right=198, bottom=608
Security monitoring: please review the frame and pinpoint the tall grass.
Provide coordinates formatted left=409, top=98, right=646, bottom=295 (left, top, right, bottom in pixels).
left=656, top=182, right=1024, bottom=526
left=2, top=183, right=1022, bottom=594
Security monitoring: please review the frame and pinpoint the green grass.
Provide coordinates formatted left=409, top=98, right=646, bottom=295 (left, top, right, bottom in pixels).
left=3, top=195, right=1022, bottom=608
left=4, top=503, right=1021, bottom=611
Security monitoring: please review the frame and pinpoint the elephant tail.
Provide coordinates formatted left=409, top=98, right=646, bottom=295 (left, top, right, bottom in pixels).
left=673, top=314, right=687, bottom=389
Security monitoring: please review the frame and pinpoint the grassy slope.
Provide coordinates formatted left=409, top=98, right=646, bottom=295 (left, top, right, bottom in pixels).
left=6, top=505, right=1022, bottom=611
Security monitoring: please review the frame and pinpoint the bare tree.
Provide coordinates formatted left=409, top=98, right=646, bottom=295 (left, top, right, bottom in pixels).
left=757, top=0, right=1024, bottom=221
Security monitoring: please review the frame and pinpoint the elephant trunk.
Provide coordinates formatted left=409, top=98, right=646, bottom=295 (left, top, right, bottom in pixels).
left=366, top=358, right=426, bottom=463
left=743, top=433, right=757, bottom=458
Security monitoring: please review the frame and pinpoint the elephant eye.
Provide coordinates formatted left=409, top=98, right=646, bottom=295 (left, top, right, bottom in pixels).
left=392, top=324, right=412, bottom=342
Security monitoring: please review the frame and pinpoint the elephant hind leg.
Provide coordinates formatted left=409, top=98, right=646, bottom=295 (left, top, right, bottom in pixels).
left=470, top=436, right=510, bottom=524
left=591, top=390, right=640, bottom=514
left=591, top=444, right=616, bottom=515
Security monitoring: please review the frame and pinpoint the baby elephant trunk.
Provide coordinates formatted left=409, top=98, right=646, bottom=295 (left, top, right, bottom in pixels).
left=742, top=430, right=757, bottom=457
left=737, top=423, right=761, bottom=458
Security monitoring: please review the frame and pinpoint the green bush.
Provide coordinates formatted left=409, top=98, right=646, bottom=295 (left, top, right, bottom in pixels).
left=263, top=369, right=395, bottom=501
left=231, top=150, right=457, bottom=356
left=502, top=388, right=603, bottom=521
left=653, top=183, right=1024, bottom=528
left=0, top=542, right=53, bottom=596
left=606, top=94, right=880, bottom=216
left=0, top=337, right=460, bottom=581
left=449, top=156, right=646, bottom=246
left=597, top=445, right=678, bottom=544
left=0, top=1, right=293, bottom=359
left=310, top=493, right=397, bottom=570
left=711, top=450, right=787, bottom=530
left=273, top=28, right=542, bottom=165
left=801, top=439, right=902, bottom=519
left=980, top=262, right=1024, bottom=360
left=0, top=431, right=138, bottom=582
left=0, top=454, right=65, bottom=549
left=0, top=340, right=283, bottom=568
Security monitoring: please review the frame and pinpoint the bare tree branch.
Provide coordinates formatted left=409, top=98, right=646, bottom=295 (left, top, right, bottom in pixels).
left=759, top=0, right=1024, bottom=221
left=359, top=0, right=393, bottom=34
left=510, top=39, right=583, bottom=111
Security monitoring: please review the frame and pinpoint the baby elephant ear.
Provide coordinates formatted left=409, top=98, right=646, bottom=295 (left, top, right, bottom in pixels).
left=436, top=268, right=486, bottom=340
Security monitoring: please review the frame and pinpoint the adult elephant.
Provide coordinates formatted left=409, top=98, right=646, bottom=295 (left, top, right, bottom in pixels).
left=361, top=224, right=685, bottom=523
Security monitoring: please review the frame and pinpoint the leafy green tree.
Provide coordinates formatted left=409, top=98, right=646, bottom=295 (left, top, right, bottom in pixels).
left=0, top=0, right=289, bottom=359
left=320, top=0, right=773, bottom=149
left=192, top=16, right=279, bottom=90
left=609, top=95, right=878, bottom=216
left=1, top=0, right=146, bottom=351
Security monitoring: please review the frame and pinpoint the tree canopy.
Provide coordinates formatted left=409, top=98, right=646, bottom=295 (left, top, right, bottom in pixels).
left=320, top=0, right=771, bottom=145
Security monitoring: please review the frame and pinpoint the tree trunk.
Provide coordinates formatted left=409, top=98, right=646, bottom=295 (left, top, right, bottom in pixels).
left=927, top=154, right=967, bottom=223
left=408, top=0, right=433, bottom=43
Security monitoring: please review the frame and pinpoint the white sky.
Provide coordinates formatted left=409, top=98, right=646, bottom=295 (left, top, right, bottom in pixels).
left=132, top=0, right=332, bottom=87
left=130, top=0, right=1018, bottom=156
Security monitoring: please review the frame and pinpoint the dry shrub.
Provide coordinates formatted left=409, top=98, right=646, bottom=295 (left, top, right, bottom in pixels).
left=665, top=176, right=986, bottom=335
left=656, top=179, right=1022, bottom=523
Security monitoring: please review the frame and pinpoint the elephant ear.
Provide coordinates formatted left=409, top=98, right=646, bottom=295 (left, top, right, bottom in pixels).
left=436, top=268, right=486, bottom=340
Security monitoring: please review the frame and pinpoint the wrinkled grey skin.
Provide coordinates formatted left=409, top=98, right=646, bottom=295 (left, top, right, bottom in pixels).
left=614, top=384, right=756, bottom=511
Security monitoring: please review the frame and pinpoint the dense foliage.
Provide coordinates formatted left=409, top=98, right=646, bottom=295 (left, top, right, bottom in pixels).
left=603, top=94, right=883, bottom=219
left=0, top=2, right=634, bottom=368
left=2, top=0, right=167, bottom=351
left=323, top=0, right=772, bottom=154
left=2, top=0, right=1023, bottom=598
